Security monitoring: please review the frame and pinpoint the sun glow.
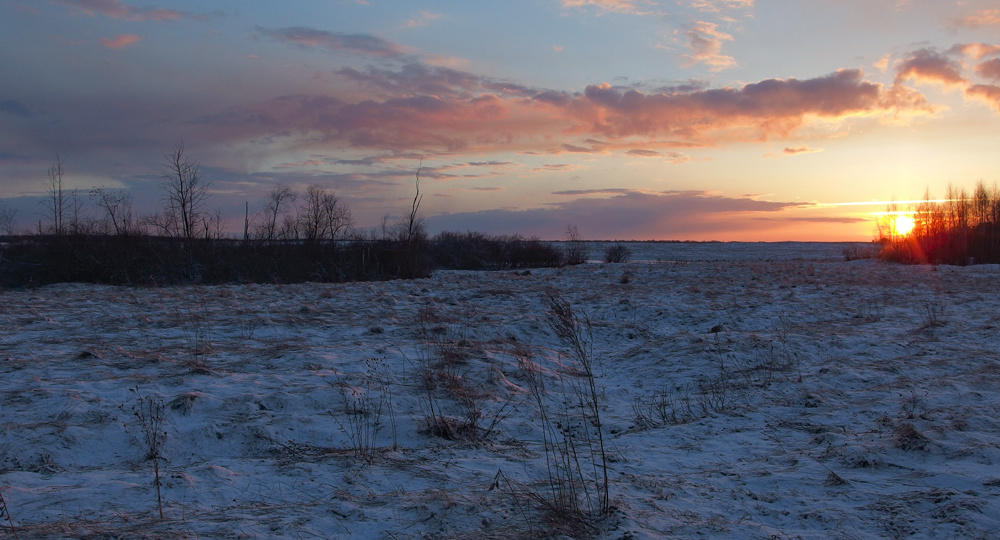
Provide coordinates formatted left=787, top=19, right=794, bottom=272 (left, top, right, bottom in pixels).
left=894, top=214, right=916, bottom=236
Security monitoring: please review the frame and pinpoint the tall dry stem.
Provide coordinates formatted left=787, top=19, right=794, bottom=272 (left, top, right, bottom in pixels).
left=125, top=387, right=167, bottom=520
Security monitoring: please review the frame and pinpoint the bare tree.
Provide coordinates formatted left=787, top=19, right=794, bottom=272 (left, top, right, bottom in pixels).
left=161, top=144, right=210, bottom=240
left=254, top=183, right=296, bottom=241
left=201, top=210, right=226, bottom=240
left=0, top=201, right=17, bottom=236
left=41, top=153, right=65, bottom=234
left=91, top=187, right=135, bottom=235
left=405, top=164, right=425, bottom=244
left=67, top=188, right=88, bottom=234
left=564, top=224, right=587, bottom=265
left=297, top=184, right=351, bottom=241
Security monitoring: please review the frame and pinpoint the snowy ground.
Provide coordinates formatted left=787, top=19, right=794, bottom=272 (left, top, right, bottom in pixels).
left=2, top=243, right=1000, bottom=538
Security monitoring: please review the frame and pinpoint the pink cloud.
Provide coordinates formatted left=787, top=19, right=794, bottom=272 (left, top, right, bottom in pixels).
left=55, top=0, right=182, bottom=21
left=195, top=68, right=931, bottom=156
left=783, top=146, right=822, bottom=155
left=99, top=34, right=140, bottom=49
left=572, top=70, right=926, bottom=141
left=895, top=49, right=966, bottom=87
left=680, top=21, right=736, bottom=71
left=976, top=59, right=1000, bottom=82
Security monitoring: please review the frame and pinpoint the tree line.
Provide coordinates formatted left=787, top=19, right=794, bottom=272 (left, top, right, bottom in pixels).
left=0, top=147, right=572, bottom=287
left=16, top=146, right=356, bottom=243
left=878, top=180, right=1000, bottom=264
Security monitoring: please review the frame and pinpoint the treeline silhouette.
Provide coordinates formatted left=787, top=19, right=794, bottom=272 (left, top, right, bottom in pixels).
left=879, top=181, right=1000, bottom=265
left=0, top=150, right=574, bottom=287
left=0, top=232, right=568, bottom=288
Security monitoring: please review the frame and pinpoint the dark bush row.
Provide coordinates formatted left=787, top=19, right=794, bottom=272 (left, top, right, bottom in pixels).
left=428, top=231, right=565, bottom=270
left=0, top=231, right=570, bottom=287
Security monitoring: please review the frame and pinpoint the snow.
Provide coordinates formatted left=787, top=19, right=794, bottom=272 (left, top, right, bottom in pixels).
left=2, top=242, right=1000, bottom=538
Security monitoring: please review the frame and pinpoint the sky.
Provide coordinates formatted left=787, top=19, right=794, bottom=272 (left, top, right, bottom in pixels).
left=1, top=0, right=1000, bottom=241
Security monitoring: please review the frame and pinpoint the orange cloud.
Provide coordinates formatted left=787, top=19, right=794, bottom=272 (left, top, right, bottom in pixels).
left=99, top=34, right=140, bottom=49
left=55, top=0, right=182, bottom=21
left=954, top=9, right=1000, bottom=28
left=950, top=43, right=1000, bottom=60
left=895, top=49, right=966, bottom=87
left=967, top=84, right=1000, bottom=111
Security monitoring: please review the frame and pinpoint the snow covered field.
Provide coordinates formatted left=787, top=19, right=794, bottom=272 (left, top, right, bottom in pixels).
left=2, top=242, right=1000, bottom=538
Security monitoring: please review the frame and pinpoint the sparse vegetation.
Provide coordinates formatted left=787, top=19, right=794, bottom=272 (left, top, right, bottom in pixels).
left=334, top=357, right=396, bottom=462
left=518, top=292, right=610, bottom=525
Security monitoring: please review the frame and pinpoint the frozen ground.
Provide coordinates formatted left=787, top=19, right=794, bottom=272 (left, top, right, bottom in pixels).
left=2, top=243, right=1000, bottom=538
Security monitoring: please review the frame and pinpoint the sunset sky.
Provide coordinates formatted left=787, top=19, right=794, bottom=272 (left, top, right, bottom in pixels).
left=2, top=0, right=1000, bottom=240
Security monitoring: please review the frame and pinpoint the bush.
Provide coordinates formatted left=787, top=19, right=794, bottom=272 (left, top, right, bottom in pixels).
left=603, top=243, right=632, bottom=263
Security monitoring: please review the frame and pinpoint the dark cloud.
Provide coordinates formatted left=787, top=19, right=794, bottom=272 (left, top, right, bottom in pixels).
left=0, top=100, right=32, bottom=118
left=625, top=149, right=663, bottom=157
left=339, top=64, right=482, bottom=97
left=756, top=216, right=867, bottom=224
left=552, top=188, right=631, bottom=195
left=895, top=49, right=966, bottom=86
left=976, top=58, right=1000, bottom=82
left=783, top=146, right=820, bottom=155
left=258, top=27, right=406, bottom=57
left=426, top=190, right=809, bottom=239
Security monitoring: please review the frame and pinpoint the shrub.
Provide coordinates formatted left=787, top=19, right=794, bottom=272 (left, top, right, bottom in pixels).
left=603, top=243, right=632, bottom=263
left=427, top=231, right=563, bottom=270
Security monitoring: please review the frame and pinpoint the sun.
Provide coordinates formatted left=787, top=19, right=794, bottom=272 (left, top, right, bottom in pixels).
left=894, top=214, right=916, bottom=236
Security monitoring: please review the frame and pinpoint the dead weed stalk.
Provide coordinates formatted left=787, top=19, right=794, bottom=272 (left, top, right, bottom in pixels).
left=0, top=487, right=18, bottom=540
left=333, top=356, right=397, bottom=462
left=123, top=387, right=167, bottom=520
left=517, top=292, right=610, bottom=523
